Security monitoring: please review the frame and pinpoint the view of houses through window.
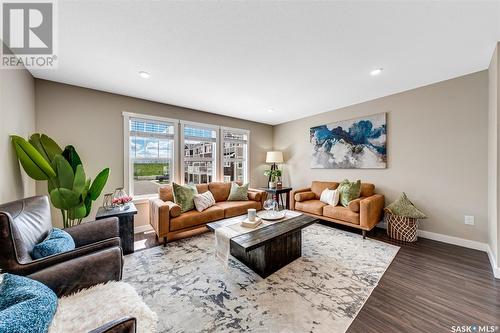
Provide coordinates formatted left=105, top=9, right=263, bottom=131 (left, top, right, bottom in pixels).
left=125, top=113, right=249, bottom=197
left=222, top=129, right=248, bottom=182
left=182, top=125, right=217, bottom=184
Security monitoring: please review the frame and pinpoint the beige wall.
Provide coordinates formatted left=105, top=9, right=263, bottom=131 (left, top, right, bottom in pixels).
left=35, top=80, right=273, bottom=227
left=28, top=68, right=492, bottom=246
left=0, top=68, right=35, bottom=204
left=488, top=42, right=500, bottom=268
left=274, top=71, right=488, bottom=243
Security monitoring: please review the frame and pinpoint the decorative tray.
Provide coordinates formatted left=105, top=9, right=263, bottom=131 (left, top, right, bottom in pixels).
left=257, top=210, right=286, bottom=221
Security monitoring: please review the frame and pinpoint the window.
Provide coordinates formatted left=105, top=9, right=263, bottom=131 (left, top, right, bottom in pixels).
left=181, top=123, right=217, bottom=184
left=124, top=113, right=177, bottom=197
left=124, top=113, right=251, bottom=194
left=221, top=128, right=249, bottom=183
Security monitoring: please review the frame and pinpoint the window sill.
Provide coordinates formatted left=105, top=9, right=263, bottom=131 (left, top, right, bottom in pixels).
left=132, top=194, right=158, bottom=205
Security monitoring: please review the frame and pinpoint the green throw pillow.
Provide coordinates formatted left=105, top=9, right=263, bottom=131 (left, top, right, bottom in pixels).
left=338, top=179, right=361, bottom=207
left=172, top=183, right=198, bottom=213
left=227, top=182, right=249, bottom=201
left=385, top=192, right=427, bottom=219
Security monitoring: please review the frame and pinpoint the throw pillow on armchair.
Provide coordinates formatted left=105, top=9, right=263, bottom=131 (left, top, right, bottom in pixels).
left=31, top=228, right=76, bottom=260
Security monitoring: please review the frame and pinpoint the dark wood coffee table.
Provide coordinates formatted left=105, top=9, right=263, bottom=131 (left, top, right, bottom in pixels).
left=207, top=213, right=317, bottom=278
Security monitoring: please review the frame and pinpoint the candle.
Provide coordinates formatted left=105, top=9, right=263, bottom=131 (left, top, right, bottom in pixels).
left=248, top=208, right=257, bottom=222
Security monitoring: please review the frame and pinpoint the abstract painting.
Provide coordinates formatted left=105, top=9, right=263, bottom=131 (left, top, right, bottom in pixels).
left=310, top=113, right=387, bottom=169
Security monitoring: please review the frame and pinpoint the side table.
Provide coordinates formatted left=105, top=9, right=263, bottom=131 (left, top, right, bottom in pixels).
left=260, top=187, right=293, bottom=210
left=96, top=203, right=137, bottom=254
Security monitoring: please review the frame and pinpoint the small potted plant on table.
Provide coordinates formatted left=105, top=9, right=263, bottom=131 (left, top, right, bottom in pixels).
left=264, top=169, right=282, bottom=189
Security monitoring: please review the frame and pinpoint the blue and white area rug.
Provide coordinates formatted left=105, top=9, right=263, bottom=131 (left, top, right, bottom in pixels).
left=123, top=224, right=399, bottom=333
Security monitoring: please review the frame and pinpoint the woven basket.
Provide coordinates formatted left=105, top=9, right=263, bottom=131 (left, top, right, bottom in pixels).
left=385, top=211, right=419, bottom=242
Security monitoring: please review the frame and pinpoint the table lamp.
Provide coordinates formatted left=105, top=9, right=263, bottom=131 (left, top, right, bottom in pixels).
left=266, top=151, right=284, bottom=188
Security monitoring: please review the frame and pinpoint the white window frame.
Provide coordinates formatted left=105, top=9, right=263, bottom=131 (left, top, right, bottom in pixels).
left=123, top=112, right=179, bottom=199
left=180, top=120, right=219, bottom=185
left=220, top=126, right=250, bottom=184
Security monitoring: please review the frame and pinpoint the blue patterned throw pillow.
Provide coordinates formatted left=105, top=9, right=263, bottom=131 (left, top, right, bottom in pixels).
left=31, top=228, right=76, bottom=259
left=0, top=274, right=58, bottom=333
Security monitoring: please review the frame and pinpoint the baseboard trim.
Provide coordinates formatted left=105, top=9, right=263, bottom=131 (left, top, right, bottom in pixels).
left=377, top=222, right=488, bottom=251
left=377, top=222, right=499, bottom=279
left=134, top=225, right=153, bottom=234
left=486, top=246, right=500, bottom=279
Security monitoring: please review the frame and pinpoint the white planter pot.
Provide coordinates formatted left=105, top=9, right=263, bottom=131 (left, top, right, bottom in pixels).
left=268, top=181, right=276, bottom=189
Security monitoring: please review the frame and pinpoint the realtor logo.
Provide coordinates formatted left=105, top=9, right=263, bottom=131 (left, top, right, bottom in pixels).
left=1, top=0, right=57, bottom=68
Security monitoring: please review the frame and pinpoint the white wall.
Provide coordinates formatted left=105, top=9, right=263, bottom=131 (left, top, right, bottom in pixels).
left=488, top=42, right=500, bottom=272
left=0, top=67, right=36, bottom=204
left=274, top=71, right=488, bottom=243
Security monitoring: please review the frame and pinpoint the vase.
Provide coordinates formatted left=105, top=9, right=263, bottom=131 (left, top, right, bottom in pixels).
left=112, top=187, right=132, bottom=209
left=268, top=181, right=276, bottom=189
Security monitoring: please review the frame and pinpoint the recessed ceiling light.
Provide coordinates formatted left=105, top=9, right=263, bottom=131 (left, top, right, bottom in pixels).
left=139, top=71, right=150, bottom=78
left=268, top=109, right=275, bottom=113
left=370, top=68, right=383, bottom=76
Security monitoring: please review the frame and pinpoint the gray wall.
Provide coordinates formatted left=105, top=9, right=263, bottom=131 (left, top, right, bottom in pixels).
left=35, top=79, right=273, bottom=226
left=274, top=71, right=488, bottom=243
left=488, top=42, right=500, bottom=268
left=0, top=68, right=35, bottom=203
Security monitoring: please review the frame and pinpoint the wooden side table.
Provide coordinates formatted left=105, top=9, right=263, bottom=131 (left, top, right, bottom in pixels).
left=96, top=203, right=137, bottom=255
left=260, top=187, right=293, bottom=210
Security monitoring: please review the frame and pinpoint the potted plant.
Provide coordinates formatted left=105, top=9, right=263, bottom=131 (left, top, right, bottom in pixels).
left=11, top=134, right=110, bottom=228
left=264, top=169, right=282, bottom=188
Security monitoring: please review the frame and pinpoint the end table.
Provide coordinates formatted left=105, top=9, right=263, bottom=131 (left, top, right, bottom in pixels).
left=96, top=203, right=137, bottom=254
left=260, top=187, right=293, bottom=210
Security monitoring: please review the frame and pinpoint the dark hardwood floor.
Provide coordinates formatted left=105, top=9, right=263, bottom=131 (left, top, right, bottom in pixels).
left=134, top=223, right=500, bottom=333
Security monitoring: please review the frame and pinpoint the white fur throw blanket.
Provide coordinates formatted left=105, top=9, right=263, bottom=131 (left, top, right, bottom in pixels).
left=49, top=281, right=157, bottom=333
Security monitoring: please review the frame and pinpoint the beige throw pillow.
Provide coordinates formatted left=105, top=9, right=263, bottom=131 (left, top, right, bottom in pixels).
left=193, top=191, right=216, bottom=212
left=320, top=188, right=340, bottom=206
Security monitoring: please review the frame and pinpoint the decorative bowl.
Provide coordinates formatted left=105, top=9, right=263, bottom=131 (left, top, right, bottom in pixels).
left=257, top=210, right=286, bottom=221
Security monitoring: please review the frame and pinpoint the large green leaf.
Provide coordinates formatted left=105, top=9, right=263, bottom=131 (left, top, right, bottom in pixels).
left=50, top=188, right=80, bottom=210
left=89, top=168, right=109, bottom=200
left=13, top=143, right=47, bottom=180
left=29, top=134, right=51, bottom=164
left=62, top=145, right=82, bottom=173
left=11, top=135, right=56, bottom=180
left=73, top=165, right=86, bottom=195
left=54, top=155, right=74, bottom=189
left=84, top=195, right=92, bottom=218
left=81, top=178, right=91, bottom=199
left=47, top=177, right=58, bottom=193
left=68, top=202, right=87, bottom=220
left=40, top=134, right=63, bottom=163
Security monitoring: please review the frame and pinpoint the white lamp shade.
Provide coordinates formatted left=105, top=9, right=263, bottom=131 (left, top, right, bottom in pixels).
left=266, top=151, right=284, bottom=163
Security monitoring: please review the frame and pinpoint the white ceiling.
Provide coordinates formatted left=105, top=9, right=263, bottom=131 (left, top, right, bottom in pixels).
left=30, top=1, right=500, bottom=125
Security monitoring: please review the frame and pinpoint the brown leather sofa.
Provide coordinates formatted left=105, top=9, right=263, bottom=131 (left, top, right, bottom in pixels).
left=150, top=182, right=267, bottom=243
left=0, top=195, right=123, bottom=296
left=291, top=181, right=384, bottom=238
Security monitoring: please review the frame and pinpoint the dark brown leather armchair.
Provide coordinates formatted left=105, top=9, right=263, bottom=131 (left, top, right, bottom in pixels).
left=0, top=195, right=124, bottom=296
